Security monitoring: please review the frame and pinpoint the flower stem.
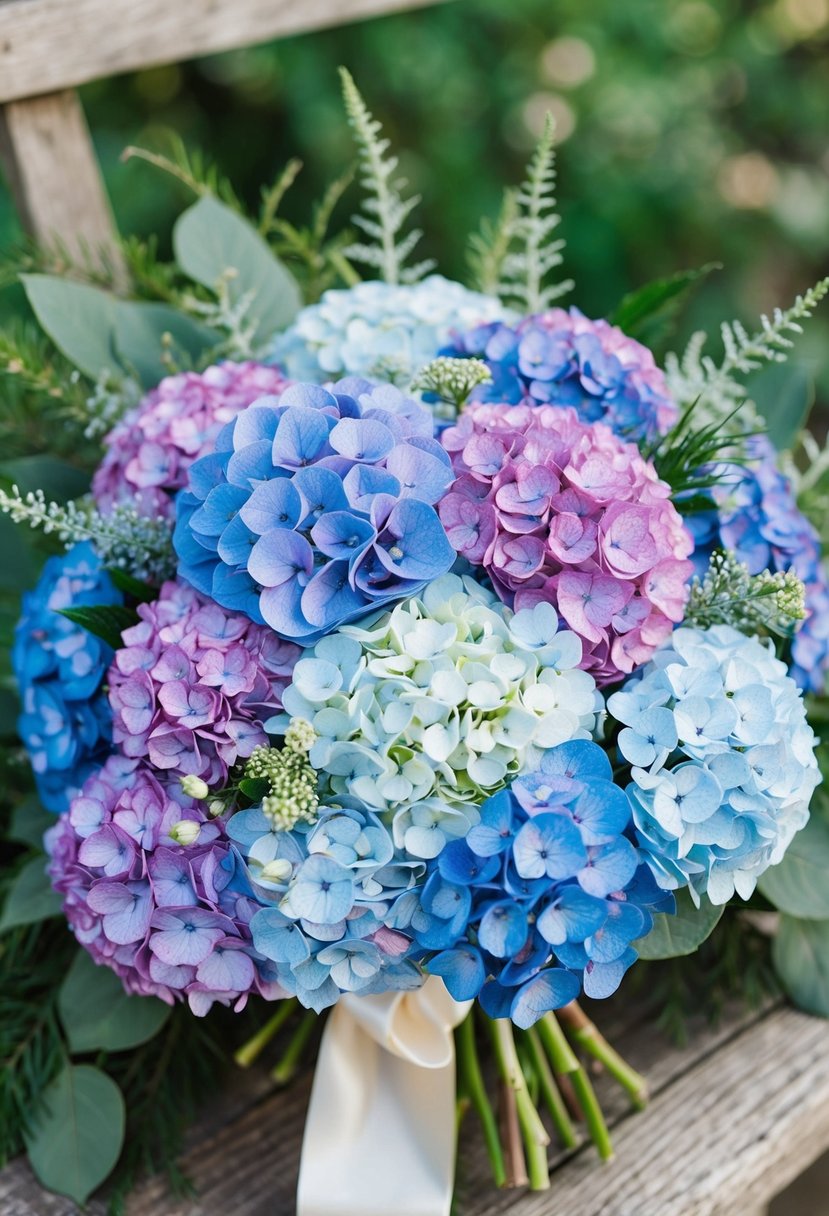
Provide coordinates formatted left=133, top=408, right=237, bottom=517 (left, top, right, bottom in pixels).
left=558, top=1002, right=649, bottom=1110
left=234, top=999, right=297, bottom=1069
left=456, top=1012, right=507, bottom=1187
left=537, top=1013, right=614, bottom=1162
left=270, top=1009, right=317, bottom=1086
left=489, top=1018, right=550, bottom=1191
left=498, top=1078, right=528, bottom=1188
left=523, top=1027, right=579, bottom=1150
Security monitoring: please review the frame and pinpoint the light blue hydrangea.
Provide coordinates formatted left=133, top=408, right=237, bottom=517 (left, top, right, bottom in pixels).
left=607, top=625, right=820, bottom=905
left=273, top=573, right=601, bottom=860
left=271, top=276, right=512, bottom=385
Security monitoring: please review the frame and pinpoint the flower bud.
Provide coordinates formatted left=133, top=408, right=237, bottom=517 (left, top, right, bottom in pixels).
left=260, top=858, right=293, bottom=883
left=208, top=799, right=226, bottom=819
left=181, top=774, right=210, bottom=800
left=169, top=819, right=201, bottom=846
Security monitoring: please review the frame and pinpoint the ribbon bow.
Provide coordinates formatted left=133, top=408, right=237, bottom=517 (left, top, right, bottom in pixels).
left=297, top=978, right=472, bottom=1216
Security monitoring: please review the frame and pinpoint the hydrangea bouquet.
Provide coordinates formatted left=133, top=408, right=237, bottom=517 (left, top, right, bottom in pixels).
left=1, top=71, right=828, bottom=1212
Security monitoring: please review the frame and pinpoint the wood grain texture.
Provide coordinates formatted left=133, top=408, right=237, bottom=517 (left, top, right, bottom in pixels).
left=2, top=999, right=823, bottom=1216
left=0, top=90, right=125, bottom=277
left=0, top=0, right=451, bottom=104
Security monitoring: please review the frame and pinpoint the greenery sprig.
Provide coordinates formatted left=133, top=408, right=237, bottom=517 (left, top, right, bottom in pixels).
left=685, top=550, right=806, bottom=637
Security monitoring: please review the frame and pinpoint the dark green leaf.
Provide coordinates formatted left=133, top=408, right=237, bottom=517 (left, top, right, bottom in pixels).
left=0, top=856, right=62, bottom=932
left=773, top=915, right=829, bottom=1016
left=24, top=1063, right=125, bottom=1204
left=758, top=816, right=829, bottom=919
left=106, top=567, right=158, bottom=603
left=59, top=603, right=139, bottom=650
left=239, top=777, right=270, bottom=800
left=747, top=362, right=814, bottom=452
left=0, top=514, right=40, bottom=593
left=609, top=263, right=720, bottom=341
left=634, top=888, right=724, bottom=960
left=8, top=796, right=54, bottom=850
left=21, top=275, right=119, bottom=380
left=0, top=456, right=90, bottom=503
left=113, top=301, right=219, bottom=388
left=0, top=686, right=19, bottom=737
left=58, top=949, right=171, bottom=1053
left=174, top=195, right=302, bottom=344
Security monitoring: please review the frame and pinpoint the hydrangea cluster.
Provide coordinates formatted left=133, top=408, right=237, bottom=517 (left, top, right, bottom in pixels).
left=46, top=756, right=281, bottom=1014
left=400, top=741, right=672, bottom=1027
left=228, top=797, right=423, bottom=1012
left=279, top=574, right=600, bottom=857
left=448, top=308, right=678, bottom=442
left=688, top=435, right=829, bottom=693
left=438, top=403, right=695, bottom=684
left=13, top=543, right=123, bottom=812
left=174, top=379, right=456, bottom=643
left=107, top=579, right=299, bottom=786
left=271, top=276, right=511, bottom=385
left=92, top=361, right=290, bottom=521
left=608, top=625, right=820, bottom=905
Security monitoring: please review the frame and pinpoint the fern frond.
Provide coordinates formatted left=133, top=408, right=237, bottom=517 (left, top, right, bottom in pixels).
left=338, top=68, right=433, bottom=285
left=467, top=188, right=519, bottom=297
left=497, top=114, right=573, bottom=312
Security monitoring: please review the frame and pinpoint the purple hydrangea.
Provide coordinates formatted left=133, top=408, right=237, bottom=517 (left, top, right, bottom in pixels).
left=688, top=434, right=829, bottom=693
left=92, top=361, right=290, bottom=521
left=447, top=308, right=678, bottom=442
left=173, top=379, right=456, bottom=643
left=107, top=580, right=300, bottom=787
left=12, top=542, right=123, bottom=812
left=46, top=756, right=283, bottom=1014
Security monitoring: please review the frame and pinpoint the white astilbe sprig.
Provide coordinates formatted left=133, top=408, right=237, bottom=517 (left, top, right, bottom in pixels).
left=339, top=68, right=434, bottom=286
left=498, top=114, right=574, bottom=312
left=0, top=486, right=174, bottom=581
left=665, top=277, right=829, bottom=432
left=181, top=271, right=259, bottom=360
left=82, top=371, right=142, bottom=439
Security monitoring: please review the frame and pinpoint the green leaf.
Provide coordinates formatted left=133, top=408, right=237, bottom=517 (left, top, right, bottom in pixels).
left=59, top=603, right=139, bottom=650
left=174, top=195, right=302, bottom=344
left=58, top=949, right=171, bottom=1053
left=8, top=796, right=54, bottom=850
left=747, top=361, right=814, bottom=451
left=21, top=275, right=119, bottom=380
left=758, top=816, right=829, bottom=919
left=113, top=301, right=219, bottom=388
left=0, top=856, right=62, bottom=932
left=634, top=888, right=724, bottom=960
left=24, top=1063, right=125, bottom=1204
left=773, top=915, right=829, bottom=1016
left=0, top=456, right=90, bottom=503
left=239, top=777, right=270, bottom=801
left=106, top=567, right=159, bottom=602
left=0, top=514, right=40, bottom=593
left=610, top=263, right=720, bottom=342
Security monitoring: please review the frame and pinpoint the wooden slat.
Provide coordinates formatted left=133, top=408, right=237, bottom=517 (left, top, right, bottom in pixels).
left=0, top=0, right=451, bottom=105
left=0, top=90, right=125, bottom=278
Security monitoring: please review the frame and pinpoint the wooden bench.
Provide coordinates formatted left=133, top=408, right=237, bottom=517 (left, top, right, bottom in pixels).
left=3, top=3, right=829, bottom=1214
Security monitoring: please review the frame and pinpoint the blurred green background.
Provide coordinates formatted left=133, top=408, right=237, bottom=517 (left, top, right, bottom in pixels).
left=1, top=0, right=828, bottom=391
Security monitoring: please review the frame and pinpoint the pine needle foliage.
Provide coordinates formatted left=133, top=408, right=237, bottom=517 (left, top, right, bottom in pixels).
left=338, top=68, right=434, bottom=285
left=647, top=399, right=760, bottom=512
left=121, top=136, right=242, bottom=210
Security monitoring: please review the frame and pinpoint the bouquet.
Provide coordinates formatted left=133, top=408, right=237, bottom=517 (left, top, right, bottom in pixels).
left=2, top=70, right=828, bottom=1213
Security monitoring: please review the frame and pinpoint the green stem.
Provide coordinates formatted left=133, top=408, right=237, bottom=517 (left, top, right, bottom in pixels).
left=489, top=1018, right=550, bottom=1191
left=537, top=1013, right=614, bottom=1162
left=456, top=1012, right=507, bottom=1187
left=559, top=1003, right=649, bottom=1110
left=270, top=1010, right=317, bottom=1086
left=523, top=1028, right=579, bottom=1150
left=234, top=999, right=297, bottom=1069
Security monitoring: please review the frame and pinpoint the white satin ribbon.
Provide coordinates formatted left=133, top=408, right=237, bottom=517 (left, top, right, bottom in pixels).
left=297, top=978, right=472, bottom=1216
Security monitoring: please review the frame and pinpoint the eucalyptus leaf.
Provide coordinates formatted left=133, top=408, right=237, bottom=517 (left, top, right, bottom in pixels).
left=113, top=301, right=219, bottom=388
left=173, top=195, right=302, bottom=344
left=59, top=603, right=139, bottom=651
left=21, top=275, right=119, bottom=380
left=58, top=948, right=170, bottom=1053
left=0, top=856, right=62, bottom=933
left=8, top=796, right=54, bottom=850
left=773, top=915, right=829, bottom=1017
left=0, top=456, right=89, bottom=503
left=24, top=1063, right=125, bottom=1204
left=634, top=888, right=724, bottom=960
left=758, top=816, right=829, bottom=920
left=747, top=361, right=814, bottom=452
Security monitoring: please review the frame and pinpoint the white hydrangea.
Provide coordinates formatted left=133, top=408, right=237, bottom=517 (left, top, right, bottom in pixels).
left=271, top=275, right=512, bottom=385
left=275, top=573, right=600, bottom=860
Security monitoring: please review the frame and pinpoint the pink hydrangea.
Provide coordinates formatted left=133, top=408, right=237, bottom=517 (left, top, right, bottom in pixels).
left=46, top=755, right=283, bottom=1014
left=439, top=403, right=694, bottom=684
left=92, top=361, right=290, bottom=520
left=108, top=580, right=300, bottom=785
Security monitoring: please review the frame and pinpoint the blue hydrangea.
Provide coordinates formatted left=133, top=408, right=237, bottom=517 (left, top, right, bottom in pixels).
left=397, top=741, right=672, bottom=1028
left=687, top=434, right=829, bottom=693
left=12, top=542, right=123, bottom=812
left=446, top=308, right=678, bottom=443
left=173, top=380, right=456, bottom=644
left=608, top=625, right=820, bottom=906
left=271, top=276, right=511, bottom=385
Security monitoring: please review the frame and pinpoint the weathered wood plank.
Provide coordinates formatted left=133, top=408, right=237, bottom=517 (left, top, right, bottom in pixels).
left=0, top=90, right=125, bottom=277
left=0, top=0, right=451, bottom=105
